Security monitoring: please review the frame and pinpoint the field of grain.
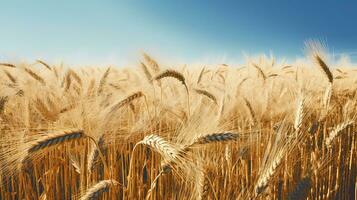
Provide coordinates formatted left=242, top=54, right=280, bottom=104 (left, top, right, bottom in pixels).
left=0, top=46, right=356, bottom=199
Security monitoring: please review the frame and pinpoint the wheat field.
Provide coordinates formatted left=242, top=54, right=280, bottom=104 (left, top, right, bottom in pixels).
left=0, top=45, right=356, bottom=199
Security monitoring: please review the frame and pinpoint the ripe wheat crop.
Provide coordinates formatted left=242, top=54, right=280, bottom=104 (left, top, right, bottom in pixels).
left=0, top=44, right=356, bottom=199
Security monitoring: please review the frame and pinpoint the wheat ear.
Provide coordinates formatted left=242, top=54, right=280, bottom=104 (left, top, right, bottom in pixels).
left=142, top=53, right=160, bottom=72
left=127, top=134, right=181, bottom=189
left=196, top=66, right=206, bottom=84
left=68, top=153, right=81, bottom=174
left=255, top=150, right=285, bottom=195
left=252, top=63, right=266, bottom=80
left=243, top=97, right=257, bottom=124
left=189, top=132, right=239, bottom=147
left=97, top=67, right=111, bottom=94
left=315, top=55, right=333, bottom=84
left=140, top=62, right=153, bottom=82
left=325, top=120, right=354, bottom=147
left=194, top=88, right=217, bottom=104
left=87, top=135, right=105, bottom=173
left=107, top=91, right=144, bottom=117
left=305, top=41, right=333, bottom=84
left=79, top=179, right=119, bottom=200
left=68, top=69, right=83, bottom=86
left=23, top=130, right=109, bottom=175
left=24, top=68, right=46, bottom=85
left=27, top=129, right=85, bottom=153
left=36, top=60, right=52, bottom=70
left=197, top=167, right=210, bottom=200
left=154, top=69, right=188, bottom=90
left=154, top=69, right=190, bottom=115
left=0, top=96, right=8, bottom=113
left=161, top=132, right=239, bottom=174
left=0, top=63, right=16, bottom=68
left=294, top=96, right=305, bottom=132
left=3, top=70, right=17, bottom=83
left=138, top=134, right=181, bottom=161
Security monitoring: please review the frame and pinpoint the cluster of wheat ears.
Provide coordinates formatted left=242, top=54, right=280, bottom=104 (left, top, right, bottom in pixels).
left=0, top=42, right=356, bottom=200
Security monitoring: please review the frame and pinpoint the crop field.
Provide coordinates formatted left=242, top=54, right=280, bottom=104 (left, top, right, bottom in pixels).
left=0, top=45, right=356, bottom=199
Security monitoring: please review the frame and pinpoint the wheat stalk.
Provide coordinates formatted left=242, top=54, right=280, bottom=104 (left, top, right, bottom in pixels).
left=286, top=176, right=312, bottom=200
left=323, top=83, right=333, bottom=111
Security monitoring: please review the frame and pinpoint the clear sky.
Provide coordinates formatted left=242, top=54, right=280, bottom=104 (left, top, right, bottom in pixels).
left=1, top=0, right=357, bottom=65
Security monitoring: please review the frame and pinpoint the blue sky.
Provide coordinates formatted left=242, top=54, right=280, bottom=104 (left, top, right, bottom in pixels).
left=1, top=0, right=357, bottom=65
